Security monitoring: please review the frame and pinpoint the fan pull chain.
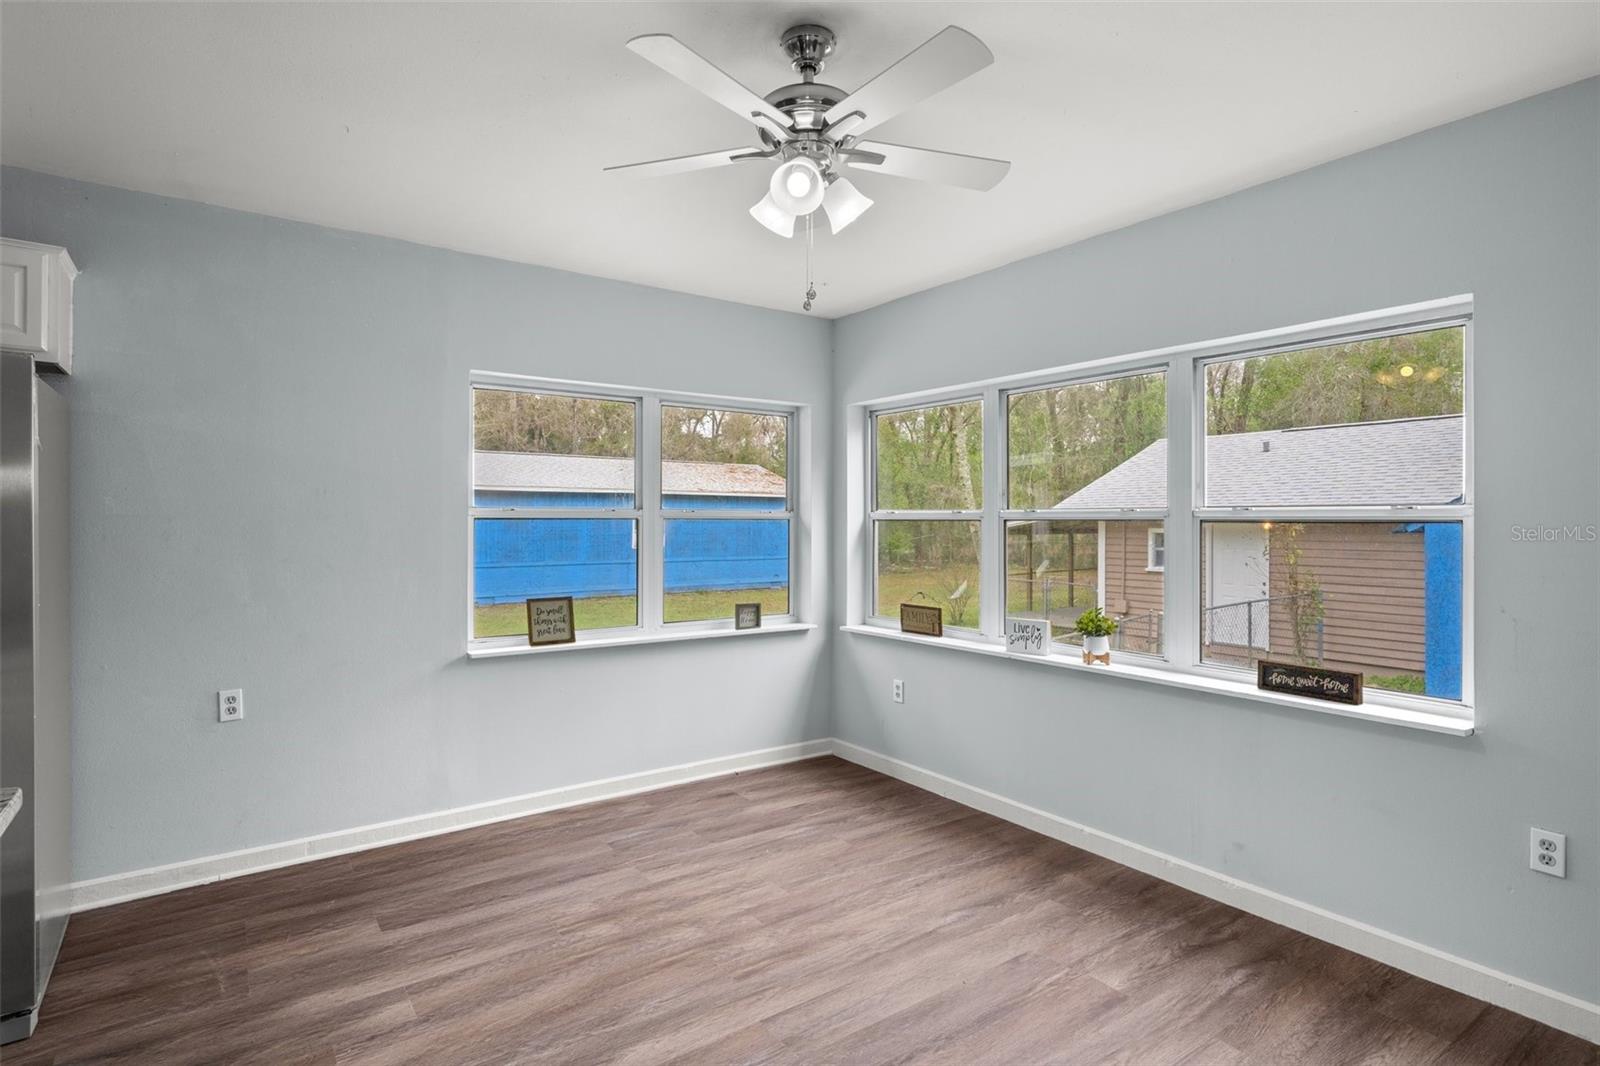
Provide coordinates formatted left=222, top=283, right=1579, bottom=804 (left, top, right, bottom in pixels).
left=802, top=212, right=818, bottom=312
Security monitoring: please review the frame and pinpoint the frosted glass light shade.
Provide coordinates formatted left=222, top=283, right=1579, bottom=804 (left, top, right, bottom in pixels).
left=749, top=193, right=795, bottom=238
left=769, top=157, right=826, bottom=215
left=823, top=176, right=874, bottom=233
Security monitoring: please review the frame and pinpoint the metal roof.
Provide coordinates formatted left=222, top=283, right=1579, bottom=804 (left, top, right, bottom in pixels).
left=474, top=451, right=787, bottom=497
left=1054, top=415, right=1464, bottom=509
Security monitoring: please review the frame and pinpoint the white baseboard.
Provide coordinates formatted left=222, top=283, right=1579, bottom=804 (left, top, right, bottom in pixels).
left=829, top=738, right=1600, bottom=1044
left=66, top=735, right=1600, bottom=1044
left=68, top=739, right=833, bottom=913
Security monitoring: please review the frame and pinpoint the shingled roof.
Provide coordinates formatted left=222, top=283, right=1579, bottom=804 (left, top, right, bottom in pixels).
left=474, top=451, right=787, bottom=497
left=1055, top=415, right=1463, bottom=509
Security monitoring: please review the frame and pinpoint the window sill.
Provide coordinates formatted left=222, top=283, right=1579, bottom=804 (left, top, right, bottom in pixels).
left=839, top=624, right=1474, bottom=737
left=468, top=622, right=816, bottom=659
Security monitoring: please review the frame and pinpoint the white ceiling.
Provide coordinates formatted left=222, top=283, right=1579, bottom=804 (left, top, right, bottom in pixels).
left=2, top=3, right=1597, bottom=317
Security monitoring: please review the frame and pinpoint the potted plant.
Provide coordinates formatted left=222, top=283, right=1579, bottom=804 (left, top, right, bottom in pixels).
left=1074, top=607, right=1118, bottom=663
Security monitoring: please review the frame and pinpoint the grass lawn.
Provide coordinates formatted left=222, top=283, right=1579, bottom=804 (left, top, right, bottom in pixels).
left=875, top=568, right=981, bottom=628
left=1366, top=672, right=1426, bottom=695
left=474, top=586, right=789, bottom=637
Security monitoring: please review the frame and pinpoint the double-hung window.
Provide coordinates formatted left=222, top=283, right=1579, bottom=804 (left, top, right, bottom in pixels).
left=857, top=297, right=1472, bottom=726
left=470, top=377, right=798, bottom=649
left=870, top=399, right=984, bottom=631
left=1194, top=322, right=1467, bottom=701
left=1004, top=370, right=1169, bottom=655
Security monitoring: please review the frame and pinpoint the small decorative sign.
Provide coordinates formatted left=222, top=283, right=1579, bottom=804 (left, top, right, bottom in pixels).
left=899, top=603, right=943, bottom=637
left=1005, top=617, right=1049, bottom=657
left=525, top=596, right=576, bottom=646
left=1256, top=660, right=1363, bottom=705
left=734, top=602, right=762, bottom=630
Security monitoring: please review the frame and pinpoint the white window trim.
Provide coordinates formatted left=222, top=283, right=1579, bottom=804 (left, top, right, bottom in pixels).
left=851, top=295, right=1475, bottom=735
left=1147, top=529, right=1166, bottom=572
left=467, top=371, right=804, bottom=656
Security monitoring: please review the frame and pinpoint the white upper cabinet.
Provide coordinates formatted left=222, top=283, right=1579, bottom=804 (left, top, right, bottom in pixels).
left=1, top=238, right=78, bottom=374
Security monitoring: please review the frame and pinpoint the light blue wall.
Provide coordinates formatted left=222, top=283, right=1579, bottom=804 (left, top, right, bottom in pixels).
left=2, top=75, right=1596, bottom=1018
left=0, top=166, right=834, bottom=881
left=831, top=79, right=1600, bottom=1003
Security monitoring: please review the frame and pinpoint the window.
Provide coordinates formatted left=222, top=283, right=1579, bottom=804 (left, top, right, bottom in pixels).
left=660, top=405, right=791, bottom=623
left=1203, top=326, right=1464, bottom=507
left=1004, top=370, right=1167, bottom=655
left=1005, top=519, right=1165, bottom=655
left=1199, top=521, right=1462, bottom=699
left=1197, top=324, right=1467, bottom=699
left=856, top=299, right=1473, bottom=725
left=871, top=400, right=983, bottom=630
left=472, top=389, right=639, bottom=638
left=471, top=380, right=798, bottom=648
left=1007, top=371, right=1167, bottom=509
left=1147, top=529, right=1165, bottom=572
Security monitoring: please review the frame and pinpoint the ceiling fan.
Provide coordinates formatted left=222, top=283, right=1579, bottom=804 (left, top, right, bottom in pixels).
left=605, top=24, right=1010, bottom=238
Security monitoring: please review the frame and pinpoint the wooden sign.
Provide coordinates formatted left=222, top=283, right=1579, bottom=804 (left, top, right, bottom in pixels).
left=525, top=596, right=576, bottom=646
left=734, top=603, right=762, bottom=630
left=899, top=603, right=943, bottom=637
left=1256, top=660, right=1363, bottom=705
left=1005, top=617, right=1049, bottom=657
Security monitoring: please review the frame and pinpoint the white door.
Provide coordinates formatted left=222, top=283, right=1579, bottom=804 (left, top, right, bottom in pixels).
left=1206, top=525, right=1269, bottom=649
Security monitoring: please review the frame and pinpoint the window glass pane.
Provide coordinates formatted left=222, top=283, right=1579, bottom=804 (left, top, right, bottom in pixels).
left=1147, top=530, right=1166, bottom=571
left=1203, top=326, right=1465, bottom=507
left=664, top=518, right=789, bottom=623
left=472, top=518, right=638, bottom=637
left=1199, top=521, right=1462, bottom=700
left=875, top=401, right=983, bottom=511
left=1005, top=520, right=1165, bottom=655
left=473, top=388, right=636, bottom=508
left=660, top=406, right=788, bottom=511
left=874, top=520, right=981, bottom=628
left=1007, top=372, right=1167, bottom=509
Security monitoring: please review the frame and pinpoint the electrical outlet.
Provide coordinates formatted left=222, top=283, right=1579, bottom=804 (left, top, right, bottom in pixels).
left=892, top=679, right=904, bottom=704
left=218, top=689, right=244, bottom=723
left=1530, top=827, right=1565, bottom=878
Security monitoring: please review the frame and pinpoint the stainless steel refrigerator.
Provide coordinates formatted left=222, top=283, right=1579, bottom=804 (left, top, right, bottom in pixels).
left=0, top=349, right=71, bottom=1043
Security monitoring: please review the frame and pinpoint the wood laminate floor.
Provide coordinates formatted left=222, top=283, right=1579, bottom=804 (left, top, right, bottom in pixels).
left=9, top=757, right=1596, bottom=1065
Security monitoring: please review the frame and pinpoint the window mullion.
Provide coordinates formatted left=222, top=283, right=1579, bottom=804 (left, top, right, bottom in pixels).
left=1165, top=358, right=1199, bottom=670
left=979, top=386, right=1005, bottom=638
left=640, top=394, right=663, bottom=633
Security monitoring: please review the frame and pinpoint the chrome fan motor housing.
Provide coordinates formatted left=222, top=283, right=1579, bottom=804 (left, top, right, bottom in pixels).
left=763, top=82, right=847, bottom=134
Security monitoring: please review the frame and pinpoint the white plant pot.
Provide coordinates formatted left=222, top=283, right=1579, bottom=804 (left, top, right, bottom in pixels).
left=1083, top=635, right=1111, bottom=657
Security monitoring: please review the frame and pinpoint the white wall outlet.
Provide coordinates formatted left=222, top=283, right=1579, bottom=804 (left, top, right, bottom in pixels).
left=892, top=679, right=904, bottom=704
left=1530, top=827, right=1565, bottom=878
left=218, top=689, right=244, bottom=723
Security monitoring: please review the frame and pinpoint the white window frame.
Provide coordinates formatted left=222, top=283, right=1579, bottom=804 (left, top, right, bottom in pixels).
left=850, top=295, right=1474, bottom=734
left=1146, top=529, right=1166, bottom=572
left=468, top=372, right=802, bottom=654
left=867, top=396, right=987, bottom=636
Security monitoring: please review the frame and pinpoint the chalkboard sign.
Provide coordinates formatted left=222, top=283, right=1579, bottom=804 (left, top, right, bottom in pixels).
left=525, top=596, right=576, bottom=646
left=1256, top=660, right=1363, bottom=705
left=734, top=602, right=762, bottom=630
left=899, top=603, right=943, bottom=637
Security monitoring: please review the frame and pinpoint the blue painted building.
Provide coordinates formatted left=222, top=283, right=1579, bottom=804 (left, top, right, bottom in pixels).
left=472, top=451, right=788, bottom=606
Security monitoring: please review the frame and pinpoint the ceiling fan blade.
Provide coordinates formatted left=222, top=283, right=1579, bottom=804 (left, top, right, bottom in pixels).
left=842, top=141, right=1010, bottom=191
left=604, top=147, right=772, bottom=178
left=823, top=177, right=874, bottom=233
left=626, top=35, right=794, bottom=138
left=822, top=26, right=993, bottom=138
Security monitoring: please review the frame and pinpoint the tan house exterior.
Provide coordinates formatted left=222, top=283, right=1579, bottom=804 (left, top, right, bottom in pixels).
left=1052, top=415, right=1463, bottom=681
left=1094, top=518, right=1427, bottom=676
